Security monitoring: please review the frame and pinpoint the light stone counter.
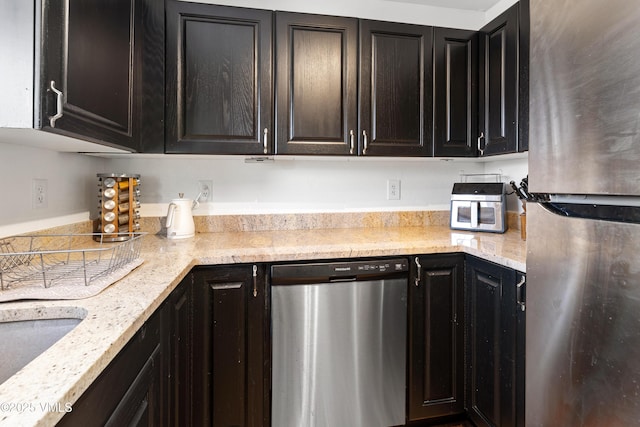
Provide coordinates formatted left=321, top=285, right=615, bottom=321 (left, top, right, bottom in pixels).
left=0, top=225, right=525, bottom=426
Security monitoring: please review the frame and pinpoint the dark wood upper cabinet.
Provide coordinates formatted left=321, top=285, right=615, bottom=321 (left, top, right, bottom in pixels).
left=409, top=254, right=465, bottom=421
left=359, top=20, right=433, bottom=156
left=41, top=0, right=163, bottom=152
left=275, top=12, right=358, bottom=155
left=33, top=2, right=528, bottom=157
left=478, top=3, right=523, bottom=156
left=433, top=28, right=477, bottom=157
left=517, top=0, right=530, bottom=153
left=165, top=2, right=273, bottom=154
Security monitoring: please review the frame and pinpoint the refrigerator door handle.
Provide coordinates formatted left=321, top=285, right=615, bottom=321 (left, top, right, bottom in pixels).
left=516, top=276, right=526, bottom=311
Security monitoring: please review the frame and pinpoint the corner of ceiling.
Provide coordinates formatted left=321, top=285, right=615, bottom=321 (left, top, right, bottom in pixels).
left=483, top=0, right=520, bottom=25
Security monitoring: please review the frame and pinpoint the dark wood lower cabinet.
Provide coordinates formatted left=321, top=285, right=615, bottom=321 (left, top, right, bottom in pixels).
left=465, top=256, right=525, bottom=427
left=192, top=264, right=269, bottom=427
left=61, top=254, right=525, bottom=427
left=409, top=254, right=465, bottom=422
left=58, top=305, right=163, bottom=426
left=165, top=273, right=194, bottom=426
left=59, top=265, right=268, bottom=427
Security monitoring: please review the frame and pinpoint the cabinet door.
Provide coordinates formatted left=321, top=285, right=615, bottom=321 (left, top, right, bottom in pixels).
left=465, top=256, right=519, bottom=427
left=275, top=12, right=358, bottom=155
left=359, top=20, right=433, bottom=156
left=409, top=254, right=465, bottom=421
left=166, top=2, right=273, bottom=154
left=193, top=265, right=268, bottom=427
left=517, top=0, right=530, bottom=153
left=166, top=274, right=194, bottom=426
left=104, top=345, right=162, bottom=427
left=57, top=308, right=163, bottom=426
left=515, top=271, right=526, bottom=427
left=41, top=0, right=162, bottom=152
left=478, top=3, right=520, bottom=156
left=433, top=28, right=477, bottom=157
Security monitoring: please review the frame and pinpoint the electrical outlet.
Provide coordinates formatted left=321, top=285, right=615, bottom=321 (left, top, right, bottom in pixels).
left=32, top=178, right=48, bottom=209
left=198, top=180, right=213, bottom=202
left=387, top=179, right=401, bottom=200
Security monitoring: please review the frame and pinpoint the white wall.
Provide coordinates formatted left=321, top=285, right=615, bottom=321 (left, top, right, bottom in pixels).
left=485, top=0, right=520, bottom=22
left=104, top=156, right=490, bottom=215
left=189, top=0, right=519, bottom=29
left=0, top=140, right=527, bottom=232
left=487, top=156, right=529, bottom=212
left=0, top=2, right=35, bottom=128
left=0, top=142, right=104, bottom=231
left=191, top=0, right=482, bottom=29
left=109, top=154, right=527, bottom=216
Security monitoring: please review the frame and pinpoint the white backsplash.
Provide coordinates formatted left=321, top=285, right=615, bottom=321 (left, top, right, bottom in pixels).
left=0, top=141, right=528, bottom=235
left=0, top=143, right=103, bottom=228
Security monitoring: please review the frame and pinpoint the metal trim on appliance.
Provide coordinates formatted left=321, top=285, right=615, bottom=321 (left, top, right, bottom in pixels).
left=270, top=258, right=408, bottom=427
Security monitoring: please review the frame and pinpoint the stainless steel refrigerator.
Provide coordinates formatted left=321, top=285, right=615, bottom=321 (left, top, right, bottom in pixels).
left=527, top=0, right=640, bottom=425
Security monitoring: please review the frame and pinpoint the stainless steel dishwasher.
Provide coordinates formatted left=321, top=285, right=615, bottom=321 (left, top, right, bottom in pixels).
left=271, top=258, right=409, bottom=427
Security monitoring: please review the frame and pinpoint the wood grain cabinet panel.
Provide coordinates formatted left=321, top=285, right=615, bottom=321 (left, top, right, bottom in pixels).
left=478, top=3, right=524, bottom=156
left=433, top=28, right=477, bottom=157
left=466, top=256, right=525, bottom=427
left=41, top=0, right=164, bottom=151
left=359, top=20, right=433, bottom=156
left=57, top=307, right=163, bottom=426
left=409, top=254, right=465, bottom=421
left=166, top=1, right=273, bottom=154
left=275, top=12, right=358, bottom=155
left=193, top=265, right=269, bottom=427
left=165, top=274, right=195, bottom=426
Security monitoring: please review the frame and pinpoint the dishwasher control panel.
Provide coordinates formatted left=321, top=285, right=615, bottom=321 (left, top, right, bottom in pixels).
left=271, top=258, right=409, bottom=285
left=346, top=260, right=408, bottom=273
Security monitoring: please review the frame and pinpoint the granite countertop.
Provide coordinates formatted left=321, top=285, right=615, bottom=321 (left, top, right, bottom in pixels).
left=0, top=225, right=526, bottom=426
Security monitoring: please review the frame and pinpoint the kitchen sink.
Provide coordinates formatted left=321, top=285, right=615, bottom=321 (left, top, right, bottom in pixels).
left=0, top=306, right=87, bottom=385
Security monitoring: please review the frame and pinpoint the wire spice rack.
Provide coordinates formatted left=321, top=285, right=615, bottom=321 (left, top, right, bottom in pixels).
left=0, top=233, right=145, bottom=291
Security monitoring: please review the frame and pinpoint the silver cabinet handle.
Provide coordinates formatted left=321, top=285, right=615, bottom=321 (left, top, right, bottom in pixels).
left=210, top=282, right=242, bottom=290
left=349, top=130, right=355, bottom=155
left=477, top=132, right=485, bottom=156
left=516, top=276, right=526, bottom=311
left=49, top=80, right=63, bottom=128
left=362, top=130, right=369, bottom=155
left=414, top=256, right=422, bottom=287
left=252, top=264, right=258, bottom=297
left=263, top=128, right=268, bottom=154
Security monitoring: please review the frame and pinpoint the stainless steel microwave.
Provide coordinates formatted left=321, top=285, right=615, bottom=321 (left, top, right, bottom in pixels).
left=450, top=183, right=507, bottom=233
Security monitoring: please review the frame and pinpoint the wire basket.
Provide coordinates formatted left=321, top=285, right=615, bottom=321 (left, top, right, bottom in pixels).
left=0, top=233, right=145, bottom=291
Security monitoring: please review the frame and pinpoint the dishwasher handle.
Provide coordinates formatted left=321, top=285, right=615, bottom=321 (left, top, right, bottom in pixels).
left=329, top=277, right=357, bottom=283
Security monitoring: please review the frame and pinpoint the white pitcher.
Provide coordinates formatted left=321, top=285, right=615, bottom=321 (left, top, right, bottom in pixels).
left=166, top=194, right=195, bottom=239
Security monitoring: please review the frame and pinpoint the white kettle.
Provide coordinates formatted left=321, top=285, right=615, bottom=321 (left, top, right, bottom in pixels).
left=166, top=193, right=196, bottom=239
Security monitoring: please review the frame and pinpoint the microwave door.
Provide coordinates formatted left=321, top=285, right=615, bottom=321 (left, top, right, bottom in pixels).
left=450, top=200, right=506, bottom=233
